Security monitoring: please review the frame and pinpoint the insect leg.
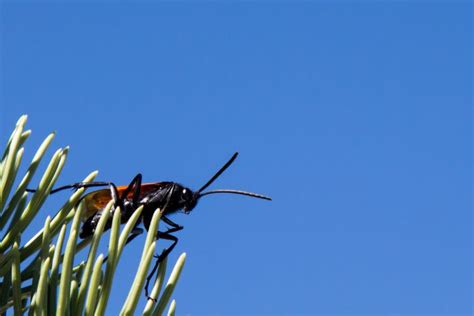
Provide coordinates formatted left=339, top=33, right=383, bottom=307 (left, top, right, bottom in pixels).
left=155, top=225, right=183, bottom=257
left=130, top=174, right=142, bottom=208
left=115, top=174, right=143, bottom=226
left=145, top=226, right=183, bottom=300
left=108, top=183, right=121, bottom=208
left=26, top=181, right=115, bottom=194
left=118, top=174, right=142, bottom=203
left=125, top=227, right=144, bottom=246
left=161, top=215, right=181, bottom=229
left=120, top=174, right=143, bottom=215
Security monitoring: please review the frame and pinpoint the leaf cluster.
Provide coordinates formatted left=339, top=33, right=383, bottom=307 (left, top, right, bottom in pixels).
left=0, top=116, right=185, bottom=315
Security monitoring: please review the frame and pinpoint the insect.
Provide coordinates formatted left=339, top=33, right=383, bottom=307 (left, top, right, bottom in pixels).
left=30, top=152, right=271, bottom=298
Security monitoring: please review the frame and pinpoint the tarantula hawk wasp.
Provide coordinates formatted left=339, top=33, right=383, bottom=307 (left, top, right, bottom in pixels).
left=28, top=152, right=271, bottom=299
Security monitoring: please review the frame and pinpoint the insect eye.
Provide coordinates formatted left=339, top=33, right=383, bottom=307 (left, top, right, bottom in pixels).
left=181, top=188, right=193, bottom=201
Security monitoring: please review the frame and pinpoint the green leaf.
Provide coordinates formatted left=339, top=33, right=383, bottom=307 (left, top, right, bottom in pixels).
left=56, top=202, right=83, bottom=315
left=153, top=253, right=186, bottom=316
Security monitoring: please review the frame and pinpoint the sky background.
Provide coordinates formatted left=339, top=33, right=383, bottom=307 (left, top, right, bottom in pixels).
left=0, top=2, right=471, bottom=315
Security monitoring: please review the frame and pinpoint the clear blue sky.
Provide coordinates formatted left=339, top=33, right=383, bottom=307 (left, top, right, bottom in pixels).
left=1, top=2, right=471, bottom=315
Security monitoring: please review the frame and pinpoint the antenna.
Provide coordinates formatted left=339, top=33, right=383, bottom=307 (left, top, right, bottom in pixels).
left=199, top=189, right=271, bottom=200
left=197, top=152, right=271, bottom=201
left=197, top=152, right=239, bottom=193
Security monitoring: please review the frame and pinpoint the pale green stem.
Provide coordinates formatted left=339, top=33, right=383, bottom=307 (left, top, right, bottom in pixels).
left=85, top=254, right=104, bottom=316
left=75, top=201, right=113, bottom=315
left=94, top=207, right=122, bottom=316
left=167, top=300, right=176, bottom=316
left=11, top=239, right=22, bottom=316
left=56, top=203, right=83, bottom=316
left=0, top=115, right=26, bottom=212
left=35, top=257, right=51, bottom=316
left=153, top=253, right=187, bottom=316
left=48, top=224, right=67, bottom=316
left=120, top=241, right=157, bottom=316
